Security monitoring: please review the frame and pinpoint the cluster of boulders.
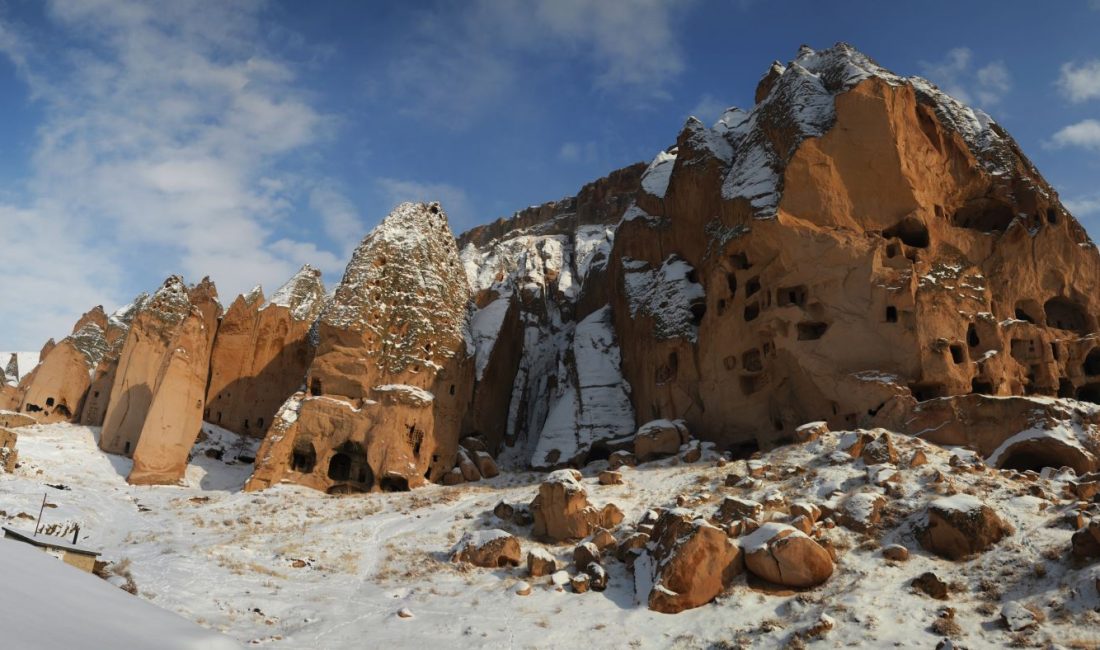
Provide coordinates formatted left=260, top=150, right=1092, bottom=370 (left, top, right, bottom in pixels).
left=441, top=437, right=500, bottom=485
left=449, top=415, right=1099, bottom=620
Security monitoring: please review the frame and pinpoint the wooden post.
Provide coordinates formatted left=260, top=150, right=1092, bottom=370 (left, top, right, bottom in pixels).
left=34, top=493, right=47, bottom=535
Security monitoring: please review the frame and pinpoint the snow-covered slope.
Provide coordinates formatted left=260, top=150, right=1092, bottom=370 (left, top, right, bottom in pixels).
left=0, top=536, right=240, bottom=649
left=2, top=420, right=1098, bottom=648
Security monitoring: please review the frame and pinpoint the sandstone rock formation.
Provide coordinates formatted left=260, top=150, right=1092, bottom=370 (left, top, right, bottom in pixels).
left=246, top=202, right=473, bottom=494
left=205, top=266, right=326, bottom=438
left=453, top=43, right=1100, bottom=469
left=451, top=530, right=521, bottom=568
left=0, top=426, right=18, bottom=472
left=78, top=296, right=149, bottom=427
left=15, top=307, right=110, bottom=423
left=637, top=508, right=743, bottom=613
left=743, top=522, right=834, bottom=588
left=99, top=276, right=219, bottom=485
left=918, top=495, right=1011, bottom=560
left=530, top=469, right=624, bottom=542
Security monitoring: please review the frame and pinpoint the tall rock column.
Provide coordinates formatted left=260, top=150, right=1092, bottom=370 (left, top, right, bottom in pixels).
left=99, top=276, right=219, bottom=484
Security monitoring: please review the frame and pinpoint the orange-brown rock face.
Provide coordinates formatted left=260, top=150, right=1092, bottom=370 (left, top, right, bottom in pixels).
left=205, top=266, right=326, bottom=438
left=247, top=202, right=474, bottom=494
left=99, top=276, right=217, bottom=484
left=79, top=296, right=149, bottom=427
left=599, top=43, right=1100, bottom=453
left=16, top=306, right=110, bottom=423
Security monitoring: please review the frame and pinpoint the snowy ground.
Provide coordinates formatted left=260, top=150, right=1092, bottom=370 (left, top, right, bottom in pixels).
left=1, top=422, right=1098, bottom=649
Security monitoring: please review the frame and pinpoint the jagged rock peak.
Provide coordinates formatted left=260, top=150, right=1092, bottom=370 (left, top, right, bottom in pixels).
left=322, top=201, right=469, bottom=374
left=645, top=42, right=1016, bottom=219
left=242, top=284, right=265, bottom=307
left=109, top=293, right=150, bottom=330
left=143, top=275, right=194, bottom=328
left=264, top=264, right=327, bottom=322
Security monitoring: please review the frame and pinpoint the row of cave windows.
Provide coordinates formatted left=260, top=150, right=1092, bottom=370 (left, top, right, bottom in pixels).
left=307, top=379, right=458, bottom=397
left=288, top=442, right=424, bottom=493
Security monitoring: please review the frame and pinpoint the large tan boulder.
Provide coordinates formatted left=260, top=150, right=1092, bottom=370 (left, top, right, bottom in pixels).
left=918, top=495, right=1011, bottom=560
left=638, top=509, right=743, bottom=613
left=634, top=419, right=690, bottom=462
left=742, top=522, right=834, bottom=588
left=530, top=469, right=624, bottom=542
left=247, top=203, right=474, bottom=493
left=451, top=530, right=521, bottom=568
left=205, top=266, right=326, bottom=438
left=1071, top=520, right=1100, bottom=560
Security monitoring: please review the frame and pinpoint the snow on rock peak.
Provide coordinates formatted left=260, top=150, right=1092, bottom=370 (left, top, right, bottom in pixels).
left=265, top=264, right=327, bottom=322
left=322, top=201, right=470, bottom=374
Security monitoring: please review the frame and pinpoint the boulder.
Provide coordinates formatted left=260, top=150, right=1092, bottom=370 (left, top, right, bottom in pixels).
left=742, top=522, right=834, bottom=588
left=584, top=563, right=608, bottom=591
left=570, top=573, right=590, bottom=594
left=837, top=492, right=887, bottom=533
left=598, top=470, right=623, bottom=485
left=527, top=548, right=558, bottom=577
left=1071, top=520, right=1100, bottom=560
left=573, top=542, right=600, bottom=569
left=634, top=419, right=689, bottom=462
left=714, top=497, right=763, bottom=524
left=882, top=544, right=910, bottom=562
left=608, top=450, right=636, bottom=469
left=474, top=451, right=499, bottom=479
left=638, top=509, right=743, bottom=614
left=530, top=469, right=623, bottom=542
left=795, top=421, right=828, bottom=443
left=912, top=572, right=949, bottom=600
left=918, top=495, right=1011, bottom=560
left=451, top=530, right=521, bottom=568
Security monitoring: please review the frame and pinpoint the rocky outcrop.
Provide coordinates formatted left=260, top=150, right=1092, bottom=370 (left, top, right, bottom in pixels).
left=634, top=419, right=690, bottom=462
left=530, top=469, right=624, bottom=542
left=637, top=509, right=743, bottom=613
left=99, top=276, right=218, bottom=485
left=205, top=266, right=326, bottom=438
left=0, top=426, right=17, bottom=472
left=78, top=296, right=148, bottom=427
left=246, top=202, right=473, bottom=494
left=742, top=522, right=834, bottom=588
left=918, top=495, right=1011, bottom=560
left=15, top=307, right=111, bottom=423
left=451, top=530, right=521, bottom=568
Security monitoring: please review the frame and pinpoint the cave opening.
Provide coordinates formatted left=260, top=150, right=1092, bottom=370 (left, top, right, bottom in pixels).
left=883, top=216, right=930, bottom=248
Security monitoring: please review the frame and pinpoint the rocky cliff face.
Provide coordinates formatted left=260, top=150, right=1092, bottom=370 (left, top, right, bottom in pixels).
left=205, top=265, right=326, bottom=438
left=456, top=43, right=1100, bottom=467
left=247, top=202, right=474, bottom=493
left=12, top=43, right=1100, bottom=492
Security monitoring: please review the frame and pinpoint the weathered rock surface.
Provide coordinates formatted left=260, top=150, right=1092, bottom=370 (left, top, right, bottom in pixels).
left=451, top=530, right=521, bottom=568
left=638, top=509, right=743, bottom=613
left=99, top=276, right=218, bottom=485
left=918, top=495, right=1011, bottom=560
left=0, top=426, right=17, bottom=472
left=205, top=266, right=326, bottom=438
left=16, top=307, right=110, bottom=423
left=634, top=419, right=690, bottom=462
left=247, top=203, right=473, bottom=494
left=530, top=470, right=624, bottom=542
left=742, top=522, right=834, bottom=588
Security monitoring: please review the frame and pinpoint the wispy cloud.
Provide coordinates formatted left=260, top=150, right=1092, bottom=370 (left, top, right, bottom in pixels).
left=558, top=141, right=599, bottom=164
left=384, top=0, right=690, bottom=128
left=688, top=93, right=728, bottom=125
left=1049, top=119, right=1100, bottom=150
left=0, top=0, right=345, bottom=347
left=1065, top=194, right=1100, bottom=216
left=376, top=178, right=473, bottom=231
left=919, top=48, right=1012, bottom=106
left=1057, top=60, right=1100, bottom=103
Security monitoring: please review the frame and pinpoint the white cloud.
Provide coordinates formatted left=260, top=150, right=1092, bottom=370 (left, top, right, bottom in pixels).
left=309, top=183, right=365, bottom=254
left=1057, top=60, right=1100, bottom=103
left=558, top=141, right=598, bottom=164
left=385, top=0, right=689, bottom=127
left=919, top=48, right=1012, bottom=106
left=688, top=93, right=727, bottom=125
left=1064, top=194, right=1100, bottom=216
left=376, top=178, right=473, bottom=231
left=1049, top=119, right=1100, bottom=150
left=0, top=0, right=344, bottom=347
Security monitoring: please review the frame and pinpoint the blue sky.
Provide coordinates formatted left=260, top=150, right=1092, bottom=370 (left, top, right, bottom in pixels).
left=1, top=0, right=1099, bottom=348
